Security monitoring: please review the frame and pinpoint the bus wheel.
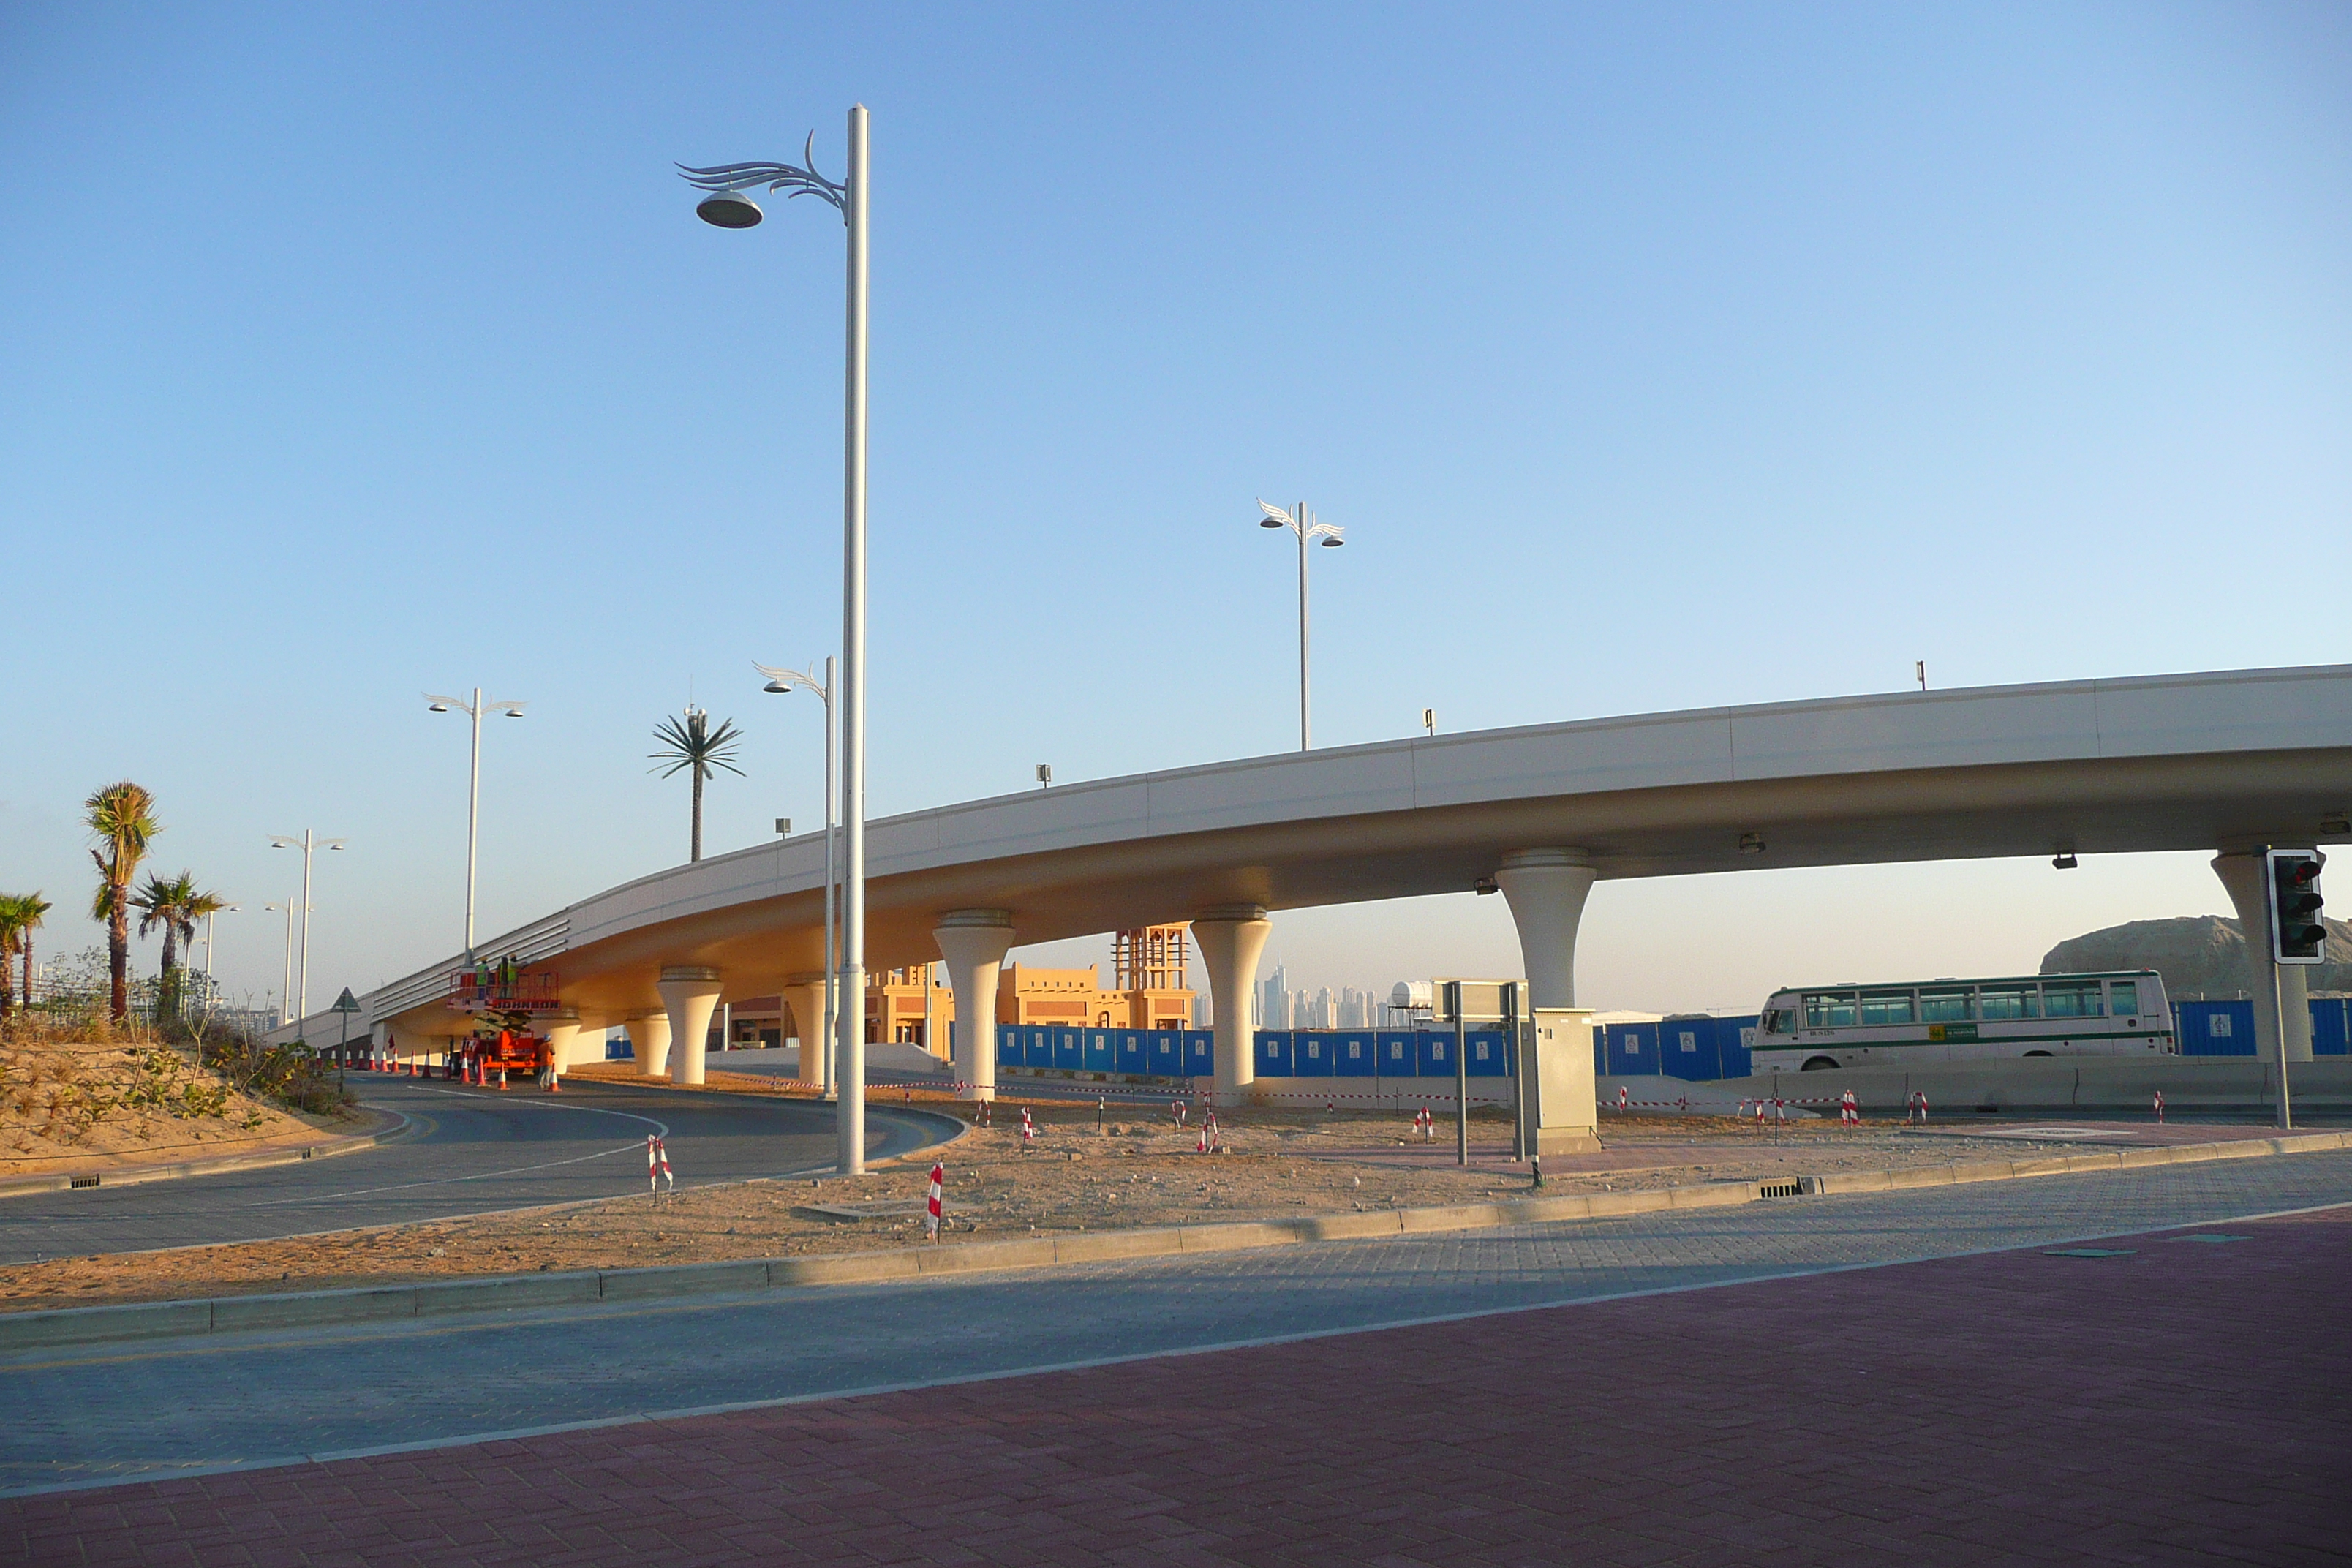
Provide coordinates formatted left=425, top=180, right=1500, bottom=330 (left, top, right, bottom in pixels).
left=1801, top=1057, right=1840, bottom=1071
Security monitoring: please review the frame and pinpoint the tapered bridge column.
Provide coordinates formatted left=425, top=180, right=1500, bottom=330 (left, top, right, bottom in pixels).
left=783, top=973, right=829, bottom=1088
left=1497, top=848, right=1602, bottom=1154
left=1193, top=904, right=1271, bottom=1107
left=935, top=910, right=1015, bottom=1101
left=2213, top=853, right=2314, bottom=1063
left=540, top=1012, right=581, bottom=1081
left=628, top=1009, right=673, bottom=1079
left=657, top=966, right=724, bottom=1087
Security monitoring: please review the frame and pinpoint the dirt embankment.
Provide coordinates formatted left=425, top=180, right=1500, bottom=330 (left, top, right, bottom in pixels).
left=0, top=1097, right=2076, bottom=1313
left=0, top=1024, right=352, bottom=1180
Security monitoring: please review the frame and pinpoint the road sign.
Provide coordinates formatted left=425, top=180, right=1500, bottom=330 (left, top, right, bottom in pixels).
left=331, top=987, right=363, bottom=1014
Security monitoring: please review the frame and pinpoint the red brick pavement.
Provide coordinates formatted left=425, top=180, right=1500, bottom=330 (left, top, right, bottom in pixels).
left=9, top=1208, right=2345, bottom=1567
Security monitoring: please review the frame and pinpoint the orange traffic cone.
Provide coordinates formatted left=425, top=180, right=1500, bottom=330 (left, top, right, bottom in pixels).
left=497, top=1066, right=508, bottom=1091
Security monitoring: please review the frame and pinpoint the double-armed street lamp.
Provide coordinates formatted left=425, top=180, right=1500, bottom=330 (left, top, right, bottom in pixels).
left=267, top=830, right=344, bottom=1027
left=1257, top=500, right=1346, bottom=750
left=426, top=688, right=527, bottom=956
left=681, top=108, right=873, bottom=1175
left=263, top=900, right=298, bottom=1028
left=755, top=657, right=839, bottom=1096
left=200, top=905, right=239, bottom=1015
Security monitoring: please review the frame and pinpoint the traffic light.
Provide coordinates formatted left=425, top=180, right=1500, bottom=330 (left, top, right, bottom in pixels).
left=2265, top=849, right=2328, bottom=963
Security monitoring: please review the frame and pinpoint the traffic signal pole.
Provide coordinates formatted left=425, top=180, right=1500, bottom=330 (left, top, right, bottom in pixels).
left=2271, top=961, right=2292, bottom=1131
left=2263, top=848, right=2327, bottom=1132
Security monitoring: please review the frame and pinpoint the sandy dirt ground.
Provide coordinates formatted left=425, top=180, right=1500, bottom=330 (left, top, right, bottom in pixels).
left=0, top=1094, right=2102, bottom=1313
left=0, top=1036, right=351, bottom=1180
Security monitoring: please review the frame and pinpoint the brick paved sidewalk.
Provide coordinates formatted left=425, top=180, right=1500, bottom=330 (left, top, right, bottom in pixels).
left=7, top=1206, right=2342, bottom=1566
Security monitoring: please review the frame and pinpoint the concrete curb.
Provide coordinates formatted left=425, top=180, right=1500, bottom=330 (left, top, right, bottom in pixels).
left=0, top=1109, right=410, bottom=1202
left=4, top=1127, right=2348, bottom=1354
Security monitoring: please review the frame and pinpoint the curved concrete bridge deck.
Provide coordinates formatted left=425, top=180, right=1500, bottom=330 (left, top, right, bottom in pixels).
left=284, top=664, right=2352, bottom=1117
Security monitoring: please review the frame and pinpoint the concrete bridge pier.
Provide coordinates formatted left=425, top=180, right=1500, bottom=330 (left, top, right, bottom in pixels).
left=1194, top=905, right=1272, bottom=1107
left=628, top=1009, right=673, bottom=1079
left=2212, top=852, right=2314, bottom=1064
left=540, top=1012, right=594, bottom=1080
left=935, top=910, right=1014, bottom=1101
left=657, top=966, right=724, bottom=1087
left=783, top=973, right=829, bottom=1088
left=1496, top=848, right=1602, bottom=1154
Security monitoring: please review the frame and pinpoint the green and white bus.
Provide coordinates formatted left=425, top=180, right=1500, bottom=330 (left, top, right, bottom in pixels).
left=1750, top=970, right=2176, bottom=1072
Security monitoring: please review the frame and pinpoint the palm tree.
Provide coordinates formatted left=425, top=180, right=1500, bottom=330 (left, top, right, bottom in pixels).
left=0, top=894, right=31, bottom=1016
left=4, top=892, right=50, bottom=1015
left=133, top=870, right=227, bottom=1019
left=649, top=706, right=745, bottom=863
left=86, top=781, right=160, bottom=1022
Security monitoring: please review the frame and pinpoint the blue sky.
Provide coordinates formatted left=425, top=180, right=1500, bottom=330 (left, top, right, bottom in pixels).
left=4, top=3, right=2347, bottom=1017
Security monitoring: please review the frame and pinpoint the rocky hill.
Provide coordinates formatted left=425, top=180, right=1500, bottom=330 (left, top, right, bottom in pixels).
left=2040, top=915, right=2352, bottom=999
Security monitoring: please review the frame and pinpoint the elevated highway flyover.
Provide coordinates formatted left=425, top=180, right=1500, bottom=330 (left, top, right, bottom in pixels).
left=278, top=663, right=2352, bottom=1150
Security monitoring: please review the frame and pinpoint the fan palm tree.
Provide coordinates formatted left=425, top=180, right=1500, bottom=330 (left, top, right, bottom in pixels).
left=134, top=870, right=227, bottom=1019
left=649, top=706, right=745, bottom=863
left=3, top=892, right=50, bottom=1016
left=0, top=894, right=38, bottom=1016
left=86, top=781, right=160, bottom=1022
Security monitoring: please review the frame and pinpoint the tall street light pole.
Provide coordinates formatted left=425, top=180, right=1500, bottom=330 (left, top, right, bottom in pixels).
left=200, top=905, right=238, bottom=1014
left=1257, top=500, right=1346, bottom=750
left=682, top=105, right=872, bottom=1174
left=268, top=830, right=344, bottom=1029
left=426, top=688, right=527, bottom=956
left=263, top=900, right=297, bottom=1028
left=755, top=657, right=838, bottom=1096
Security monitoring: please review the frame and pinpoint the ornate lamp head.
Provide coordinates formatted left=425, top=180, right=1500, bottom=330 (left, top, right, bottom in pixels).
left=679, top=132, right=847, bottom=224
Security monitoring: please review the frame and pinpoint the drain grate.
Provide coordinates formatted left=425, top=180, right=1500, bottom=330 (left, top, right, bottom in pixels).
left=69, top=1175, right=102, bottom=1189
left=2173, top=1234, right=2249, bottom=1244
left=2043, top=1247, right=2136, bottom=1259
left=1757, top=1178, right=1803, bottom=1198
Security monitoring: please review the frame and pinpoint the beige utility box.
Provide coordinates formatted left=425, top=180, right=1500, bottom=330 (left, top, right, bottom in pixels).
left=1526, top=1007, right=1599, bottom=1154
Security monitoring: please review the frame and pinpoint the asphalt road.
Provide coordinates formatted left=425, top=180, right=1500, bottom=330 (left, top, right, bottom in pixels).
left=0, top=1077, right=954, bottom=1265
left=4, top=1145, right=2347, bottom=1497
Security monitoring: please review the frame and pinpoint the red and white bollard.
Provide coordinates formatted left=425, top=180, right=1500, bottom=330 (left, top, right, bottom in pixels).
left=1172, top=1099, right=1186, bottom=1128
left=2153, top=1090, right=2165, bottom=1124
left=1019, top=1107, right=1035, bottom=1149
left=1840, top=1090, right=1859, bottom=1128
left=1907, top=1088, right=1928, bottom=1127
left=1195, top=1121, right=1208, bottom=1154
left=926, top=1159, right=944, bottom=1241
left=646, top=1134, right=674, bottom=1194
left=1618, top=1085, right=1630, bottom=1114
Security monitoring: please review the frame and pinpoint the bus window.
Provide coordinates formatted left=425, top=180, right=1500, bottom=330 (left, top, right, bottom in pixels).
left=2041, top=982, right=2103, bottom=1019
left=2107, top=980, right=2139, bottom=1017
left=1860, top=989, right=1915, bottom=1025
left=1803, top=991, right=1858, bottom=1028
left=1760, top=1008, right=1795, bottom=1033
left=1978, top=986, right=2040, bottom=1020
left=1918, top=987, right=1973, bottom=1022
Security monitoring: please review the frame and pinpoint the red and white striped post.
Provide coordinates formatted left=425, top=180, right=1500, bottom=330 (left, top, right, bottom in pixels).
left=1019, top=1106, right=1035, bottom=1150
left=2153, top=1089, right=2165, bottom=1124
left=925, top=1159, right=943, bottom=1241
left=647, top=1134, right=674, bottom=1194
left=1840, top=1090, right=1858, bottom=1128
